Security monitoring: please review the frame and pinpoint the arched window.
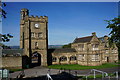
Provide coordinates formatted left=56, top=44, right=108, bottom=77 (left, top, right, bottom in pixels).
left=60, top=56, right=67, bottom=61
left=35, top=42, right=38, bottom=49
left=70, top=56, right=77, bottom=61
left=52, top=57, right=57, bottom=62
left=35, top=42, right=38, bottom=46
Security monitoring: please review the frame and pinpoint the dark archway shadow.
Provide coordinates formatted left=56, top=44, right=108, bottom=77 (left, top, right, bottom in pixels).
left=22, top=55, right=30, bottom=69
left=47, top=49, right=56, bottom=65
left=31, top=52, right=41, bottom=68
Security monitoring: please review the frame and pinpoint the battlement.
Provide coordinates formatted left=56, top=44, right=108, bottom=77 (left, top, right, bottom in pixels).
left=21, top=8, right=29, bottom=12
left=30, top=15, right=48, bottom=19
left=29, top=15, right=48, bottom=22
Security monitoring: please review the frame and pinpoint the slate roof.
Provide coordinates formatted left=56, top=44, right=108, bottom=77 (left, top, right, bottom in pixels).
left=48, top=48, right=76, bottom=53
left=98, top=37, right=104, bottom=42
left=2, top=49, right=24, bottom=57
left=73, top=36, right=93, bottom=43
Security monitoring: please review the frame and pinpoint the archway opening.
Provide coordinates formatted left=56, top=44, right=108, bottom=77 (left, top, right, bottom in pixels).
left=31, top=52, right=41, bottom=67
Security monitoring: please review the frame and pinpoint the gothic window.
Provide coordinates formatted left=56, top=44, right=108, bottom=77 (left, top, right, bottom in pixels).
left=70, top=56, right=77, bottom=61
left=38, top=32, right=43, bottom=38
left=31, top=32, right=35, bottom=37
left=60, top=56, right=67, bottom=61
left=52, top=57, right=57, bottom=62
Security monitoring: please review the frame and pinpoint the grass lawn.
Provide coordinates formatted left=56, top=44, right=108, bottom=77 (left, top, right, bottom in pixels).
left=9, top=69, right=23, bottom=73
left=48, top=63, right=119, bottom=70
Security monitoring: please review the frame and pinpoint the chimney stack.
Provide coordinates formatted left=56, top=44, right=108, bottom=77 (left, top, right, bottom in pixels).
left=92, top=32, right=96, bottom=36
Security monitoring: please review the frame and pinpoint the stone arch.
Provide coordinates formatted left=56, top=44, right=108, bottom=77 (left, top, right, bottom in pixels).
left=31, top=51, right=41, bottom=67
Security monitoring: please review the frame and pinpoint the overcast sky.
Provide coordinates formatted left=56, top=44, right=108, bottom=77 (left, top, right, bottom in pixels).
left=2, top=2, right=118, bottom=46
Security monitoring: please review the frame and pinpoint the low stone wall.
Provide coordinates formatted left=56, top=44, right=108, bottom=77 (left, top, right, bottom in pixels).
left=78, top=61, right=102, bottom=66
left=78, top=61, right=87, bottom=66
left=0, top=56, right=22, bottom=69
left=60, top=61, right=69, bottom=64
left=87, top=61, right=102, bottom=66
left=69, top=60, right=77, bottom=64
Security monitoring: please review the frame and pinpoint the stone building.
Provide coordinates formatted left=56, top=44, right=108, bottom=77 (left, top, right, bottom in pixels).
left=51, top=32, right=118, bottom=66
left=0, top=9, right=118, bottom=69
left=20, top=9, right=48, bottom=66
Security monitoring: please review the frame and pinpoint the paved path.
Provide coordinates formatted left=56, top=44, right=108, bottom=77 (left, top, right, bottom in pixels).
left=9, top=66, right=120, bottom=78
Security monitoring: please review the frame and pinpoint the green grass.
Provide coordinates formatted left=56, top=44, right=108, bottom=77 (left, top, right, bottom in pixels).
left=48, top=63, right=118, bottom=70
left=82, top=74, right=102, bottom=78
left=116, top=60, right=120, bottom=64
left=9, top=69, right=23, bottom=73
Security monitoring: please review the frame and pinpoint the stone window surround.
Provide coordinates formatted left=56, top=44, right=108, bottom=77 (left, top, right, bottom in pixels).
left=60, top=56, right=67, bottom=61
left=70, top=56, right=77, bottom=61
left=52, top=57, right=57, bottom=62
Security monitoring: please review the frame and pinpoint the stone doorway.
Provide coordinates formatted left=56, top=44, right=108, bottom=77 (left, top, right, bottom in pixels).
left=31, top=52, right=41, bottom=67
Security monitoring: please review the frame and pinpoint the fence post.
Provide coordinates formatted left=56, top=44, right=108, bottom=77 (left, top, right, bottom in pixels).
left=116, top=71, right=118, bottom=79
left=69, top=69, right=71, bottom=74
left=94, top=70, right=96, bottom=79
left=86, top=76, right=87, bottom=80
left=48, top=68, right=51, bottom=75
left=102, top=72, right=104, bottom=79
left=75, top=71, right=77, bottom=76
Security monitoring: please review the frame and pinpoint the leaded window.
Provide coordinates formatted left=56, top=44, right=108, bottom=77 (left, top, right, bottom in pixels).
left=91, top=54, right=99, bottom=61
left=31, top=32, right=35, bottom=37
left=70, top=56, right=77, bottom=61
left=38, top=32, right=43, bottom=38
left=60, top=56, right=67, bottom=61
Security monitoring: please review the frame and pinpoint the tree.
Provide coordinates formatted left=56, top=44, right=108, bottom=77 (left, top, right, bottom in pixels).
left=62, top=43, right=71, bottom=48
left=0, top=1, right=13, bottom=42
left=0, top=1, right=7, bottom=19
left=105, top=16, right=120, bottom=60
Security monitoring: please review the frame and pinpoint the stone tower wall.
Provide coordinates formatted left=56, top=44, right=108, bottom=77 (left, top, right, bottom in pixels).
left=20, top=9, right=48, bottom=66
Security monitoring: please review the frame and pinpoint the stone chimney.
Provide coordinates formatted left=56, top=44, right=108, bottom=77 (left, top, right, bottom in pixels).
left=104, top=35, right=108, bottom=41
left=92, top=32, right=96, bottom=36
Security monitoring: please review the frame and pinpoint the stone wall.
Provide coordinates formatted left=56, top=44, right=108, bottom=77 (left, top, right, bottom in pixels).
left=0, top=56, right=22, bottom=69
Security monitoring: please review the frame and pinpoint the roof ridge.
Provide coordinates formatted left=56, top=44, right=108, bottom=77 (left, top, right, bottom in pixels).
left=77, top=35, right=93, bottom=39
left=73, top=35, right=93, bottom=43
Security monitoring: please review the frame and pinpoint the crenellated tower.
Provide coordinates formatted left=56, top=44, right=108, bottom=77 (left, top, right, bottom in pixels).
left=20, top=8, right=48, bottom=66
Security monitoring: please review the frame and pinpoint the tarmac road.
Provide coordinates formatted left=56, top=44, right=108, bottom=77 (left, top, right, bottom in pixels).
left=9, top=66, right=120, bottom=79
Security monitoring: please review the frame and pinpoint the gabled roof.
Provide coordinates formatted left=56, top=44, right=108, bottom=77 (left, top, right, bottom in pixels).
left=48, top=48, right=76, bottom=53
left=73, top=36, right=93, bottom=43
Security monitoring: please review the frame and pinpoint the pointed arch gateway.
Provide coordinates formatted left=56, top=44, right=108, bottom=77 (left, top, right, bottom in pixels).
left=31, top=51, right=41, bottom=66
